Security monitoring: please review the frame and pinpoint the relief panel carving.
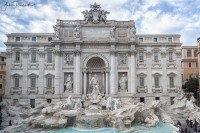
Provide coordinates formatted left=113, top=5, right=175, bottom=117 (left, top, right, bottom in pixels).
left=64, top=53, right=74, bottom=66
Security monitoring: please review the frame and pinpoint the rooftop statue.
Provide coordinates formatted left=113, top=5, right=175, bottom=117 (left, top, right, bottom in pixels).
left=81, top=2, right=109, bottom=24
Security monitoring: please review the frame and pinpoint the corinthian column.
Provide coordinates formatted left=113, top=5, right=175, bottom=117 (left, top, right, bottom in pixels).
left=130, top=48, right=136, bottom=94
left=110, top=50, right=116, bottom=94
left=74, top=50, right=81, bottom=94
left=54, top=50, right=61, bottom=94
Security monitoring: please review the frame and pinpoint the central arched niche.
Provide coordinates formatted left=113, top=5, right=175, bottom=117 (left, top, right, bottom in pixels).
left=86, top=57, right=105, bottom=68
left=84, top=56, right=107, bottom=94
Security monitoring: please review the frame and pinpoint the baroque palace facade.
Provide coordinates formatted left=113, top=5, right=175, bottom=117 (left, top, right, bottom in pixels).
left=4, top=3, right=182, bottom=107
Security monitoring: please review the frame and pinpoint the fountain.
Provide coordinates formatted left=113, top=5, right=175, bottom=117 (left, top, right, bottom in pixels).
left=1, top=81, right=192, bottom=132
left=0, top=92, right=180, bottom=133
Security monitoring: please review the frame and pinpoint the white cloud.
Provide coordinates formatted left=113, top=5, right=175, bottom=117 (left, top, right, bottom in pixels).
left=0, top=0, right=199, bottom=47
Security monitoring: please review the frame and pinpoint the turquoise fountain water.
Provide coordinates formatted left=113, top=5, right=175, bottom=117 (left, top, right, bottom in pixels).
left=28, top=122, right=178, bottom=133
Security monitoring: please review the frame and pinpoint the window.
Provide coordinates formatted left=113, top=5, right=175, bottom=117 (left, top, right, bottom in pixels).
left=139, top=77, right=144, bottom=86
left=155, top=97, right=160, bottom=100
left=13, top=99, right=18, bottom=105
left=187, top=50, right=191, bottom=57
left=139, top=52, right=144, bottom=62
left=181, top=74, right=183, bottom=81
left=0, top=84, right=2, bottom=89
left=0, top=96, right=2, bottom=102
left=48, top=37, right=52, bottom=41
left=32, top=37, right=36, bottom=41
left=14, top=78, right=19, bottom=88
left=194, top=49, right=198, bottom=57
left=30, top=77, right=36, bottom=88
left=47, top=78, right=52, bottom=88
left=140, top=97, right=145, bottom=103
left=170, top=97, right=175, bottom=105
left=196, top=62, right=198, bottom=68
left=31, top=51, right=36, bottom=63
left=154, top=77, right=159, bottom=88
left=0, top=65, right=3, bottom=70
left=15, top=52, right=20, bottom=62
left=47, top=51, right=52, bottom=63
left=16, top=37, right=20, bottom=41
left=139, top=38, right=143, bottom=42
left=47, top=99, right=52, bottom=103
left=154, top=52, right=158, bottom=62
left=169, top=52, right=173, bottom=62
left=169, top=77, right=175, bottom=88
left=30, top=99, right=35, bottom=108
left=1, top=57, right=4, bottom=61
left=168, top=37, right=172, bottom=42
left=154, top=38, right=158, bottom=42
left=189, top=62, right=191, bottom=68
left=0, top=75, right=2, bottom=79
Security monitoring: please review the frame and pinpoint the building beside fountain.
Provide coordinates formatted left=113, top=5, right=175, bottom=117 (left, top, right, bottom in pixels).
left=4, top=3, right=182, bottom=107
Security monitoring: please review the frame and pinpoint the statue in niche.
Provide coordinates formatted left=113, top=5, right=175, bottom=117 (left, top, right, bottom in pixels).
left=110, top=26, right=116, bottom=39
left=119, top=74, right=128, bottom=91
left=64, top=75, right=73, bottom=92
left=64, top=54, right=73, bottom=65
left=74, top=25, right=80, bottom=39
left=119, top=54, right=127, bottom=65
left=88, top=74, right=102, bottom=103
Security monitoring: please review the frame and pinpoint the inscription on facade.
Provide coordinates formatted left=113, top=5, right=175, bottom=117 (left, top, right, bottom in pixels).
left=64, top=29, right=73, bottom=37
left=118, top=30, right=127, bottom=37
left=82, top=28, right=109, bottom=38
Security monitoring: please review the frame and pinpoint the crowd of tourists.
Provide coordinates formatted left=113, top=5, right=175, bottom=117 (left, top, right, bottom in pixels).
left=176, top=119, right=200, bottom=133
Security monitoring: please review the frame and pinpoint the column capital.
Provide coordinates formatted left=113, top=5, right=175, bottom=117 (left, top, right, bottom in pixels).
left=53, top=50, right=62, bottom=56
left=110, top=50, right=117, bottom=55
left=38, top=51, right=45, bottom=58
left=129, top=50, right=137, bottom=55
left=6, top=51, right=12, bottom=58
left=22, top=51, right=29, bottom=58
left=146, top=51, right=152, bottom=58
left=74, top=50, right=81, bottom=56
left=161, top=52, right=167, bottom=58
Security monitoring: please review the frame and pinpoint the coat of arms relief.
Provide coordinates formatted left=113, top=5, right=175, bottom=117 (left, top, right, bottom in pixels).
left=81, top=2, right=110, bottom=24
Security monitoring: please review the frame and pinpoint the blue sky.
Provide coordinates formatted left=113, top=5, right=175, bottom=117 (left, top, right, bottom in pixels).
left=0, top=0, right=200, bottom=51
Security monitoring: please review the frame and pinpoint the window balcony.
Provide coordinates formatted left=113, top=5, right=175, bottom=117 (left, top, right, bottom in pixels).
left=12, top=63, right=22, bottom=69
left=152, top=86, right=163, bottom=93
left=167, top=60, right=176, bottom=67
left=44, top=87, right=54, bottom=94
left=29, top=62, right=39, bottom=69
left=152, top=60, right=161, bottom=67
left=137, top=60, right=146, bottom=68
left=137, top=86, right=147, bottom=93
left=44, top=62, right=55, bottom=69
left=167, top=85, right=178, bottom=93
left=28, top=87, right=38, bottom=94
left=11, top=87, right=22, bottom=94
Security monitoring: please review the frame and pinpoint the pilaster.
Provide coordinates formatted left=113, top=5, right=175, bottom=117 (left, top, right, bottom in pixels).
left=110, top=44, right=116, bottom=94
left=54, top=47, right=61, bottom=95
left=38, top=48, right=45, bottom=94
left=74, top=43, right=81, bottom=94
left=129, top=45, right=137, bottom=94
left=21, top=48, right=29, bottom=95
left=5, top=50, right=12, bottom=95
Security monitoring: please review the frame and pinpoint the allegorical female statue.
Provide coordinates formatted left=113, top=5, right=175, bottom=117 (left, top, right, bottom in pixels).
left=64, top=75, right=73, bottom=92
left=119, top=74, right=128, bottom=90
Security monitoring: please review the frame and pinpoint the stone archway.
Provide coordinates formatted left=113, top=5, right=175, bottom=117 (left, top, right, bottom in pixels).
left=82, top=55, right=109, bottom=95
left=86, top=57, right=105, bottom=68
